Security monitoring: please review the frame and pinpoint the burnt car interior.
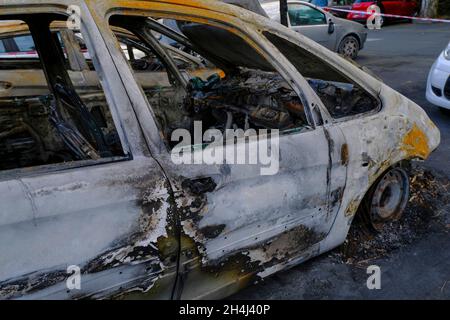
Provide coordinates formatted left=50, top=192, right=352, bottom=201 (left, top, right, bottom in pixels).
left=263, top=32, right=381, bottom=119
left=105, top=28, right=209, bottom=73
left=0, top=13, right=381, bottom=171
left=109, top=16, right=311, bottom=149
left=0, top=15, right=124, bottom=172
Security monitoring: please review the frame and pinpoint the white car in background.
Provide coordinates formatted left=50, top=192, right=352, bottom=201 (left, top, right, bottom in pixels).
left=426, top=42, right=450, bottom=112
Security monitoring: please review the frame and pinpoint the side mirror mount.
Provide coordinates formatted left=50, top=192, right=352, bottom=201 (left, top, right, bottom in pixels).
left=328, top=19, right=335, bottom=34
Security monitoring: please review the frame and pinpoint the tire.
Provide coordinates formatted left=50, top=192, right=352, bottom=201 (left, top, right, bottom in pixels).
left=359, top=167, right=410, bottom=233
left=338, top=35, right=360, bottom=60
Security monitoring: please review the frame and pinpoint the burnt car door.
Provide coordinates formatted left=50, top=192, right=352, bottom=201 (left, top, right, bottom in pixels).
left=165, top=124, right=346, bottom=299
left=84, top=0, right=351, bottom=298
left=159, top=22, right=347, bottom=299
left=102, top=11, right=347, bottom=299
left=0, top=10, right=177, bottom=300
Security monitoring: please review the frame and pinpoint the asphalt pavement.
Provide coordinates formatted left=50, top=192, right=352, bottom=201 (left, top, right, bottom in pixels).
left=231, top=22, right=450, bottom=300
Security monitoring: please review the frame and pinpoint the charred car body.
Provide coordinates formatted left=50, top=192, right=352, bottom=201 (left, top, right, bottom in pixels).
left=0, top=0, right=440, bottom=300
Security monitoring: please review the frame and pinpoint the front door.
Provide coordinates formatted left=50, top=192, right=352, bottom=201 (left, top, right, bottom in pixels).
left=161, top=124, right=342, bottom=298
left=92, top=1, right=349, bottom=299
left=144, top=19, right=341, bottom=299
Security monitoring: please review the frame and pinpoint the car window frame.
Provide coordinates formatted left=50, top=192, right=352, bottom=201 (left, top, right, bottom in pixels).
left=99, top=5, right=327, bottom=155
left=287, top=3, right=328, bottom=27
left=261, top=30, right=383, bottom=124
left=0, top=8, right=139, bottom=179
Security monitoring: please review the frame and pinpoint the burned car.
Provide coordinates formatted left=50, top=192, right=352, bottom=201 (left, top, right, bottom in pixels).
left=0, top=0, right=440, bottom=300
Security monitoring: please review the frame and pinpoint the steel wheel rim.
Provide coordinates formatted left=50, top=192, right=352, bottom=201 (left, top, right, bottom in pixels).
left=369, top=168, right=410, bottom=232
left=342, top=38, right=358, bottom=58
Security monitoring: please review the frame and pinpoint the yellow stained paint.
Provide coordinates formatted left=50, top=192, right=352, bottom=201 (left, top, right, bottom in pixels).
left=189, top=68, right=225, bottom=79
left=401, top=124, right=430, bottom=159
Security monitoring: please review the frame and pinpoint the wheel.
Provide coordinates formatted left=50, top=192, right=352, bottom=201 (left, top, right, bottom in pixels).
left=359, top=167, right=410, bottom=233
left=338, top=35, right=360, bottom=60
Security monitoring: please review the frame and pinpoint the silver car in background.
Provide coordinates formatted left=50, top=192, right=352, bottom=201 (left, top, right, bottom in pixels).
left=262, top=1, right=368, bottom=59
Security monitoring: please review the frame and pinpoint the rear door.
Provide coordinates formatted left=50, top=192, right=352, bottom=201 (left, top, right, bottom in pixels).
left=0, top=8, right=176, bottom=300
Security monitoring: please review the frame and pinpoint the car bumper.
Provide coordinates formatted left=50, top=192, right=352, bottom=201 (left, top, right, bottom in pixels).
left=426, top=53, right=450, bottom=110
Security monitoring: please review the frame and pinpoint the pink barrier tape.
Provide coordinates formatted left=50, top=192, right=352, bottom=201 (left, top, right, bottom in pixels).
left=324, top=7, right=450, bottom=23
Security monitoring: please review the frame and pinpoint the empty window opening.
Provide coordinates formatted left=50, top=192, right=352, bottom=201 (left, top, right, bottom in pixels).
left=0, top=18, right=125, bottom=172
left=109, top=16, right=310, bottom=150
left=264, top=32, right=380, bottom=119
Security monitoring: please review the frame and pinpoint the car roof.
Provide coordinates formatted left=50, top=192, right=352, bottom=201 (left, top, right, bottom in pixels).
left=0, top=0, right=278, bottom=31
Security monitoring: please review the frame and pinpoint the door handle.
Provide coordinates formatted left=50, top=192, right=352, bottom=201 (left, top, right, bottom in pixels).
left=182, top=177, right=217, bottom=195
